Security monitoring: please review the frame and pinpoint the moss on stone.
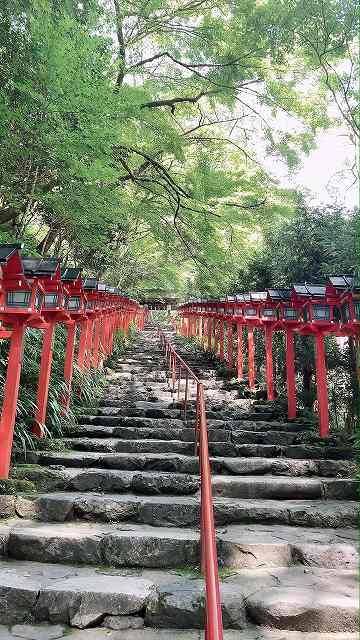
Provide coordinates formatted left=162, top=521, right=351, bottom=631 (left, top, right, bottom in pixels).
left=0, top=478, right=36, bottom=494
left=11, top=465, right=66, bottom=492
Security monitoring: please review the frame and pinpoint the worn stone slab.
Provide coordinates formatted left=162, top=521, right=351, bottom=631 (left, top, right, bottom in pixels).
left=0, top=495, right=16, bottom=518
left=77, top=415, right=185, bottom=429
left=102, top=615, right=144, bottom=630
left=71, top=424, right=228, bottom=443
left=227, top=420, right=312, bottom=433
left=0, top=625, right=359, bottom=640
left=21, top=450, right=356, bottom=478
left=246, top=579, right=358, bottom=632
left=64, top=437, right=196, bottom=455
left=4, top=520, right=357, bottom=570
left=145, top=579, right=247, bottom=629
left=27, top=492, right=358, bottom=528
left=145, top=567, right=358, bottom=631
left=212, top=475, right=323, bottom=500
left=0, top=559, right=154, bottom=627
left=13, top=466, right=200, bottom=496
left=10, top=624, right=66, bottom=639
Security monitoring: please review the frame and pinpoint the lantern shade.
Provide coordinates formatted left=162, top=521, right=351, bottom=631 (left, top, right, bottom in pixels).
left=66, top=296, right=81, bottom=310
left=44, top=293, right=59, bottom=308
left=354, top=301, right=360, bottom=320
left=283, top=306, right=298, bottom=320
left=312, top=304, right=330, bottom=321
left=6, top=290, right=31, bottom=307
left=262, top=308, right=276, bottom=318
left=244, top=308, right=257, bottom=317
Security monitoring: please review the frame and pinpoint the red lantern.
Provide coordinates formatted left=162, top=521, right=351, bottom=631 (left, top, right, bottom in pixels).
left=0, top=245, right=44, bottom=478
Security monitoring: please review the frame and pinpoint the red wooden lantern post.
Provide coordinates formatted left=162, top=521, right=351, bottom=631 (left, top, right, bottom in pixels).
left=225, top=297, right=236, bottom=370
left=237, top=323, right=243, bottom=380
left=231, top=297, right=244, bottom=381
left=0, top=244, right=45, bottom=478
left=78, top=278, right=100, bottom=369
left=272, top=288, right=302, bottom=420
left=294, top=283, right=340, bottom=438
left=208, top=316, right=213, bottom=351
left=20, top=257, right=71, bottom=438
left=257, top=291, right=278, bottom=401
left=241, top=293, right=261, bottom=391
left=214, top=316, right=219, bottom=354
left=216, top=299, right=226, bottom=361
left=60, top=267, right=86, bottom=408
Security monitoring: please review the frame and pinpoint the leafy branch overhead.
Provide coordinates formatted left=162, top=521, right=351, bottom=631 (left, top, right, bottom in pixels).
left=0, top=0, right=357, bottom=293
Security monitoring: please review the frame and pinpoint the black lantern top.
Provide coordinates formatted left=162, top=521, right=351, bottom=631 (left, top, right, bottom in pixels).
left=267, top=289, right=292, bottom=301
left=22, top=257, right=60, bottom=278
left=250, top=291, right=268, bottom=302
left=61, top=267, right=82, bottom=282
left=83, top=277, right=98, bottom=291
left=0, top=243, right=23, bottom=266
left=293, top=283, right=326, bottom=298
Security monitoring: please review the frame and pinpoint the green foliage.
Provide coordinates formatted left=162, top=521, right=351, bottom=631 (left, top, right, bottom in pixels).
left=0, top=0, right=356, bottom=294
left=0, top=324, right=108, bottom=459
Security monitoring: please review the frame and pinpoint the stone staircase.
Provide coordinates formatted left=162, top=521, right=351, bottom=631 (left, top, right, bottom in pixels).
left=0, top=325, right=358, bottom=639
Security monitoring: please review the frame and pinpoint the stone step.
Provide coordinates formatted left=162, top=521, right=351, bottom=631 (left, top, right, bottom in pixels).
left=63, top=437, right=197, bottom=455
left=0, top=557, right=154, bottom=628
left=12, top=467, right=200, bottom=495
left=62, top=437, right=355, bottom=461
left=76, top=415, right=186, bottom=428
left=83, top=411, right=296, bottom=435
left=211, top=475, right=358, bottom=500
left=146, top=566, right=358, bottom=632
left=3, top=521, right=357, bottom=570
left=24, top=492, right=358, bottom=528
left=2, top=629, right=358, bottom=640
left=0, top=558, right=356, bottom=632
left=12, top=466, right=357, bottom=500
left=22, top=451, right=356, bottom=478
left=71, top=425, right=229, bottom=443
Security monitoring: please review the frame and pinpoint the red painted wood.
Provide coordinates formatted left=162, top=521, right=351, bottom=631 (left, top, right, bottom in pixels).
left=62, top=322, right=76, bottom=410
left=265, top=325, right=274, bottom=401
left=208, top=318, right=213, bottom=350
left=315, top=332, right=329, bottom=437
left=0, top=323, right=26, bottom=478
left=33, top=321, right=56, bottom=437
left=77, top=320, right=88, bottom=369
left=219, top=320, right=224, bottom=361
left=286, top=328, right=297, bottom=419
left=85, top=319, right=94, bottom=369
left=237, top=324, right=243, bottom=380
left=227, top=322, right=233, bottom=370
left=248, top=326, right=256, bottom=390
left=214, top=320, right=218, bottom=354
left=92, top=317, right=102, bottom=368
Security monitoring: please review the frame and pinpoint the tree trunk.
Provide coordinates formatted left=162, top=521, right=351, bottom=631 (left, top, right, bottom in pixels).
left=36, top=228, right=58, bottom=255
left=113, top=0, right=126, bottom=87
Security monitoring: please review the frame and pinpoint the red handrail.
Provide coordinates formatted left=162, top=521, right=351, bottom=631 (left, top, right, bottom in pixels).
left=158, top=328, right=223, bottom=640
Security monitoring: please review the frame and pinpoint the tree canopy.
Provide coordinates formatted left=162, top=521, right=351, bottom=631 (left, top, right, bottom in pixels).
left=0, top=0, right=357, bottom=294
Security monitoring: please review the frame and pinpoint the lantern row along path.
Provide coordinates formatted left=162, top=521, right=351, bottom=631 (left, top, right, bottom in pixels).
left=0, top=325, right=358, bottom=639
